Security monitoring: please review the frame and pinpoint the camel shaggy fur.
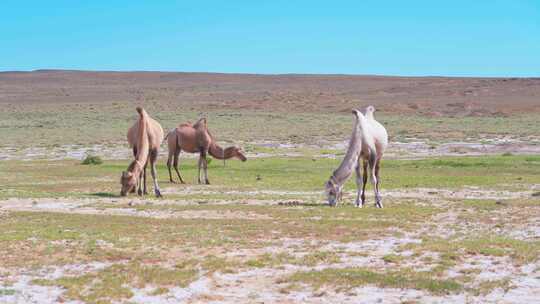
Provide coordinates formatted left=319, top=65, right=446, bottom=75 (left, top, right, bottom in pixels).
left=121, top=107, right=164, bottom=197
left=325, top=106, right=388, bottom=207
left=165, top=118, right=246, bottom=184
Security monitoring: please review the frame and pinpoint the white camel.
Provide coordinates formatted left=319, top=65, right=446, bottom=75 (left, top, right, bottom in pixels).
left=325, top=106, right=388, bottom=208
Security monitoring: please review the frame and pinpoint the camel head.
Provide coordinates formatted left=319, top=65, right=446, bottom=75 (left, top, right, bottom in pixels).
left=324, top=178, right=342, bottom=207
left=120, top=171, right=137, bottom=196
left=232, top=146, right=247, bottom=162
left=365, top=105, right=376, bottom=118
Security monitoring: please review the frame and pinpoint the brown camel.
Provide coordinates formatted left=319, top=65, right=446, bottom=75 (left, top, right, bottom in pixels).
left=165, top=118, right=247, bottom=184
left=121, top=107, right=164, bottom=197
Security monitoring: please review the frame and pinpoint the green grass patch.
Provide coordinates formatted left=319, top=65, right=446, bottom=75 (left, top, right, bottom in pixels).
left=404, top=236, right=540, bottom=266
left=0, top=155, right=538, bottom=199
left=382, top=254, right=404, bottom=264
left=288, top=267, right=463, bottom=295
left=33, top=262, right=198, bottom=303
left=2, top=102, right=540, bottom=148
left=245, top=251, right=340, bottom=268
left=0, top=289, right=16, bottom=296
left=474, top=279, right=512, bottom=296
left=81, top=155, right=103, bottom=165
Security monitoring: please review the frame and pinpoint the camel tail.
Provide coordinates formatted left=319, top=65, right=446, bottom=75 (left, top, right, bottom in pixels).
left=163, top=128, right=174, bottom=143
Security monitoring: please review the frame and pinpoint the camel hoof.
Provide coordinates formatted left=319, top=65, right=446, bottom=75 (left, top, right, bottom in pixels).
left=170, top=180, right=176, bottom=184
left=155, top=189, right=162, bottom=198
left=137, top=189, right=143, bottom=196
left=205, top=180, right=210, bottom=185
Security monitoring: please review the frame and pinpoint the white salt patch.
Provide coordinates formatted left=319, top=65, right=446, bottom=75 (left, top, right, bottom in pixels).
left=0, top=262, right=110, bottom=304
left=128, top=276, right=211, bottom=303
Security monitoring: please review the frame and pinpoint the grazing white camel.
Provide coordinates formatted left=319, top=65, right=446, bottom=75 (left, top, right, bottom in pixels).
left=325, top=106, right=388, bottom=208
left=324, top=110, right=363, bottom=206
left=355, top=106, right=388, bottom=208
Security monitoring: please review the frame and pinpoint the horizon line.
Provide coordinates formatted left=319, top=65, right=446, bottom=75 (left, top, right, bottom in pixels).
left=1, top=68, right=539, bottom=79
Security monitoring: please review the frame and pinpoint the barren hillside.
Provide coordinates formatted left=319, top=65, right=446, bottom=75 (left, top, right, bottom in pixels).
left=1, top=70, right=539, bottom=116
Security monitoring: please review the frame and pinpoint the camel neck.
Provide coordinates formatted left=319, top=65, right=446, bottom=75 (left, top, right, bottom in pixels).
left=365, top=112, right=374, bottom=120
left=331, top=117, right=362, bottom=187
left=128, top=159, right=144, bottom=175
left=209, top=144, right=235, bottom=160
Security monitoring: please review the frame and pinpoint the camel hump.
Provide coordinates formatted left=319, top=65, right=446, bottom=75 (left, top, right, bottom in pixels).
left=179, top=122, right=192, bottom=128
left=136, top=107, right=147, bottom=118
left=193, top=117, right=207, bottom=129
left=352, top=108, right=365, bottom=118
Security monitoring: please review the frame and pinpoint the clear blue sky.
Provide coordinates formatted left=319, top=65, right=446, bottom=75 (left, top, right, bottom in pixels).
left=1, top=1, right=539, bottom=76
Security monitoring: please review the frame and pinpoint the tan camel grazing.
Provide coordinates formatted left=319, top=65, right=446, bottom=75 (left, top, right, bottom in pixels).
left=121, top=107, right=164, bottom=197
left=325, top=106, right=388, bottom=208
left=165, top=118, right=247, bottom=184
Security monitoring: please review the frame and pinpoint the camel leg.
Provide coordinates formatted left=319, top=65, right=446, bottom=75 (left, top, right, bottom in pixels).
left=374, top=157, right=383, bottom=208
left=202, top=150, right=210, bottom=185
left=130, top=171, right=137, bottom=194
left=143, top=163, right=148, bottom=195
left=173, top=149, right=185, bottom=184
left=369, top=155, right=382, bottom=208
left=131, top=146, right=139, bottom=194
left=150, top=149, right=162, bottom=197
left=197, top=153, right=202, bottom=184
left=361, top=158, right=368, bottom=206
left=167, top=150, right=175, bottom=183
left=137, top=170, right=143, bottom=196
left=354, top=161, right=363, bottom=207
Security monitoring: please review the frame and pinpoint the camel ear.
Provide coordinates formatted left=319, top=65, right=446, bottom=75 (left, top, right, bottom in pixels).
left=325, top=179, right=333, bottom=188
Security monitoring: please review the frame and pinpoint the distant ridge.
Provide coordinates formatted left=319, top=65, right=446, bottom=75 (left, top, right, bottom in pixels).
left=0, top=70, right=538, bottom=116
left=0, top=69, right=536, bottom=79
